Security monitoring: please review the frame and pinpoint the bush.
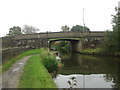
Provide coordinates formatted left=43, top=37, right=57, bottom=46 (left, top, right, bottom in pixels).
left=42, top=55, right=58, bottom=73
left=40, top=49, right=58, bottom=73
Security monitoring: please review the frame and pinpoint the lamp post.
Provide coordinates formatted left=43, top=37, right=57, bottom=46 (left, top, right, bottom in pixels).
left=118, top=1, right=120, bottom=25
left=47, top=31, right=48, bottom=47
left=118, top=1, right=120, bottom=9
left=83, top=8, right=85, bottom=32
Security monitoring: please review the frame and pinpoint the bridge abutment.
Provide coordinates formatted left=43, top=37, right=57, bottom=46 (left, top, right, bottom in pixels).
left=70, top=40, right=83, bottom=52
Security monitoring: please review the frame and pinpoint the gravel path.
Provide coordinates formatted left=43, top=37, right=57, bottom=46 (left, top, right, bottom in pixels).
left=0, top=55, right=32, bottom=89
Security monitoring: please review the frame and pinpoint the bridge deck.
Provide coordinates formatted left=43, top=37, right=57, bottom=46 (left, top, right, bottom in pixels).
left=13, top=31, right=105, bottom=40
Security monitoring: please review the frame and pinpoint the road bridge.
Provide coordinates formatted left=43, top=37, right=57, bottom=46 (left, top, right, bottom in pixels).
left=2, top=31, right=105, bottom=62
left=14, top=31, right=105, bottom=40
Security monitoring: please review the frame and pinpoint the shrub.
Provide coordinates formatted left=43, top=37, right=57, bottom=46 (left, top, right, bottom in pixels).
left=40, top=49, right=58, bottom=73
left=42, top=55, right=58, bottom=73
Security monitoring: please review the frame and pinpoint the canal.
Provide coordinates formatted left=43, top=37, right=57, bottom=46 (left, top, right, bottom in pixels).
left=54, top=52, right=120, bottom=88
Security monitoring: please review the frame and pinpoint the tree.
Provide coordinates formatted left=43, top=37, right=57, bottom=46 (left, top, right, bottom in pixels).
left=70, top=25, right=90, bottom=32
left=103, top=7, right=120, bottom=53
left=111, top=7, right=120, bottom=52
left=61, top=25, right=70, bottom=32
left=7, top=26, right=22, bottom=36
left=22, top=25, right=39, bottom=34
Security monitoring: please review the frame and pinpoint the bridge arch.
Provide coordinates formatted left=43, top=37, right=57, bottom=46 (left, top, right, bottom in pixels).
left=48, top=38, right=81, bottom=52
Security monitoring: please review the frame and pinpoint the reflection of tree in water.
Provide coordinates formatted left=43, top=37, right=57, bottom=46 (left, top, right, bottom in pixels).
left=59, top=49, right=120, bottom=88
left=60, top=52, right=80, bottom=67
left=103, top=61, right=120, bottom=88
left=104, top=72, right=120, bottom=88
left=67, top=76, right=77, bottom=88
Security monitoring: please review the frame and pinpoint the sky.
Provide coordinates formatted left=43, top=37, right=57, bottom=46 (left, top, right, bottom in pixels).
left=0, top=0, right=119, bottom=37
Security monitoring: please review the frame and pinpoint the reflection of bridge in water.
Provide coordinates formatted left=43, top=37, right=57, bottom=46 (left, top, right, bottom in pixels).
left=58, top=53, right=120, bottom=75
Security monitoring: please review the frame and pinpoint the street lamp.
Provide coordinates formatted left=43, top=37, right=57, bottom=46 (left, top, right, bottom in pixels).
left=47, top=31, right=49, bottom=47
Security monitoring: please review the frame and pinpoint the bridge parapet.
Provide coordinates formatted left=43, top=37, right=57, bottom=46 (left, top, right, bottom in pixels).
left=89, top=32, right=105, bottom=37
left=14, top=31, right=105, bottom=40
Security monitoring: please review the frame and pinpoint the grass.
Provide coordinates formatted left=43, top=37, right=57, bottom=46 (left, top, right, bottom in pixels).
left=80, top=48, right=120, bottom=57
left=2, top=49, right=41, bottom=73
left=18, top=55, right=57, bottom=88
left=80, top=48, right=102, bottom=54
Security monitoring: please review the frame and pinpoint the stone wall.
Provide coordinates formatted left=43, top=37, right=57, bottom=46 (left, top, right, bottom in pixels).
left=14, top=38, right=48, bottom=49
left=82, top=37, right=103, bottom=49
left=2, top=47, right=30, bottom=63
left=2, top=36, right=15, bottom=49
left=2, top=36, right=48, bottom=63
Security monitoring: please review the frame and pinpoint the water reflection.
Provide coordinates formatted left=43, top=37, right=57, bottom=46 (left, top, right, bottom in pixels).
left=54, top=74, right=113, bottom=88
left=54, top=52, right=120, bottom=88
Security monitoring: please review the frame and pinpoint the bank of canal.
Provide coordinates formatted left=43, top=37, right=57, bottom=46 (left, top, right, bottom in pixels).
left=54, top=52, right=120, bottom=88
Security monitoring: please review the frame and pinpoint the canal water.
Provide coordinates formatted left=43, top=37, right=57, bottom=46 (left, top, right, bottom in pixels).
left=54, top=52, right=120, bottom=88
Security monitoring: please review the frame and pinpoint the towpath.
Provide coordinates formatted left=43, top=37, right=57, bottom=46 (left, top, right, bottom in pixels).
left=0, top=55, right=32, bottom=89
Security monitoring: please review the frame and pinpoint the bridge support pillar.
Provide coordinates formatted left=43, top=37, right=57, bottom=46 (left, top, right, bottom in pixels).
left=70, top=40, right=82, bottom=52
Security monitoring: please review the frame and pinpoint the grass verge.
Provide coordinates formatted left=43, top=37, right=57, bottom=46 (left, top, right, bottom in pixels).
left=18, top=55, right=57, bottom=88
left=80, top=48, right=101, bottom=53
left=80, top=48, right=120, bottom=57
left=2, top=49, right=41, bottom=73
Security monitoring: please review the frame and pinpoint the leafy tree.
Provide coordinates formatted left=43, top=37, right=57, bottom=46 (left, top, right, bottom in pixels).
left=7, top=26, right=22, bottom=36
left=103, top=7, right=120, bottom=54
left=61, top=25, right=70, bottom=32
left=22, top=25, right=39, bottom=34
left=70, top=25, right=90, bottom=32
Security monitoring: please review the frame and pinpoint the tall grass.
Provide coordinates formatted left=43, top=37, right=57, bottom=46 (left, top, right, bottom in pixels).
left=40, top=48, right=58, bottom=73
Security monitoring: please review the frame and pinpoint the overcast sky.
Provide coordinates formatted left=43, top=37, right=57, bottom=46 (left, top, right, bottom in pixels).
left=0, top=0, right=119, bottom=37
